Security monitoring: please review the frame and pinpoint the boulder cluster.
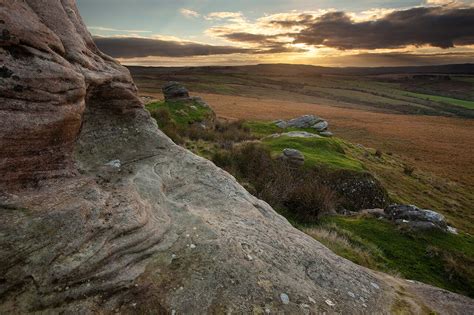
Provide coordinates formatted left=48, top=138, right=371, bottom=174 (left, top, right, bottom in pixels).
left=363, top=204, right=456, bottom=233
left=274, top=115, right=333, bottom=136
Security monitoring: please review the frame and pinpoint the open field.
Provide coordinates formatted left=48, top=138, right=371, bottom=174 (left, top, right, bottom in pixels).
left=130, top=65, right=474, bottom=118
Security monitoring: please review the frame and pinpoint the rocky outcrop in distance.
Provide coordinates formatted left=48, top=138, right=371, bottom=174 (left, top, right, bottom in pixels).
left=0, top=1, right=473, bottom=314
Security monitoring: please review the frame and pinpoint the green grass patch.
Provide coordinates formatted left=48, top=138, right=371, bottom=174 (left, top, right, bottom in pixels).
left=311, top=216, right=474, bottom=297
left=262, top=136, right=365, bottom=172
left=146, top=99, right=214, bottom=126
left=404, top=91, right=474, bottom=109
left=244, top=120, right=318, bottom=138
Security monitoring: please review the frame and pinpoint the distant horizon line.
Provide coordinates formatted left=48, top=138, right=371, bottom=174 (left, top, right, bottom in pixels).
left=124, top=62, right=474, bottom=70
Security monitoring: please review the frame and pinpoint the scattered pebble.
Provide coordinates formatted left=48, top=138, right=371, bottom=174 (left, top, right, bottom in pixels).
left=280, top=293, right=290, bottom=305
left=171, top=310, right=176, bottom=315
left=447, top=226, right=458, bottom=234
left=105, top=160, right=121, bottom=168
left=362, top=303, right=367, bottom=308
left=265, top=308, right=271, bottom=314
left=245, top=254, right=253, bottom=261
left=348, top=291, right=355, bottom=298
left=325, top=299, right=335, bottom=307
left=370, top=282, right=380, bottom=290
left=190, top=244, right=196, bottom=249
left=186, top=234, right=190, bottom=237
left=171, top=254, right=177, bottom=259
left=308, top=296, right=316, bottom=304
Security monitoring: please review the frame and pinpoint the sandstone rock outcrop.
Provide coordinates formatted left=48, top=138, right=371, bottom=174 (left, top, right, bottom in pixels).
left=162, top=81, right=190, bottom=100
left=275, top=115, right=332, bottom=134
left=1, top=1, right=473, bottom=314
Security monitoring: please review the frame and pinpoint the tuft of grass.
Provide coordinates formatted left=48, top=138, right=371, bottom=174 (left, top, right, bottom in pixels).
left=311, top=216, right=474, bottom=297
left=304, top=225, right=387, bottom=272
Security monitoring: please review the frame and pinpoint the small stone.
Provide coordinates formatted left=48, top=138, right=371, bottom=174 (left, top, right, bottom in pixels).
left=190, top=244, right=196, bottom=249
left=308, top=296, right=316, bottom=304
left=171, top=254, right=177, bottom=259
left=313, top=120, right=329, bottom=131
left=280, top=293, right=290, bottom=305
left=105, top=160, right=121, bottom=168
left=325, top=299, right=335, bottom=307
left=245, top=254, right=253, bottom=261
left=447, top=226, right=458, bottom=234
left=348, top=291, right=355, bottom=298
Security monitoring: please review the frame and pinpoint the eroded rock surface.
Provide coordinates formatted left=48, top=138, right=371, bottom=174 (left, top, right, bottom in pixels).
left=0, top=1, right=473, bottom=314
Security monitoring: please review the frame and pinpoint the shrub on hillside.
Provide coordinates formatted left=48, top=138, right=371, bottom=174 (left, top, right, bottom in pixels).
left=150, top=107, right=184, bottom=144
left=403, top=164, right=415, bottom=176
left=212, top=143, right=340, bottom=221
left=284, top=182, right=338, bottom=222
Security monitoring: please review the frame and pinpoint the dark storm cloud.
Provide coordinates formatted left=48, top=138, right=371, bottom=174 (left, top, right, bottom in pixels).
left=93, top=36, right=251, bottom=58
left=213, top=32, right=307, bottom=53
left=289, top=6, right=474, bottom=49
left=221, top=32, right=277, bottom=44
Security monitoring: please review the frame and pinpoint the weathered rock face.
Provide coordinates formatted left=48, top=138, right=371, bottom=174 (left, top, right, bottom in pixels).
left=0, top=0, right=141, bottom=189
left=324, top=170, right=390, bottom=212
left=1, top=1, right=473, bottom=314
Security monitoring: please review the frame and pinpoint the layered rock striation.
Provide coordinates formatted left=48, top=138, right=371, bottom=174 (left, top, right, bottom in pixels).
left=0, top=1, right=473, bottom=314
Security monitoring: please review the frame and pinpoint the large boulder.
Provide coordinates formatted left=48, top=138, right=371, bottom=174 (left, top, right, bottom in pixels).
left=278, top=148, right=305, bottom=166
left=267, top=131, right=321, bottom=139
left=287, top=114, right=322, bottom=128
left=162, top=81, right=190, bottom=100
left=384, top=204, right=449, bottom=231
left=0, top=1, right=472, bottom=314
left=323, top=170, right=390, bottom=212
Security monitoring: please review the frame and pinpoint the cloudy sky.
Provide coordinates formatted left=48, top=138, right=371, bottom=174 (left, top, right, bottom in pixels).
left=77, top=0, right=474, bottom=67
